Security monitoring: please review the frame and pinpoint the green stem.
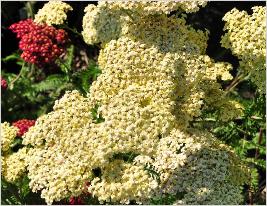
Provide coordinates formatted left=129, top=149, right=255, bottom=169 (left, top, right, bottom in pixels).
left=56, top=59, right=70, bottom=81
left=236, top=127, right=250, bottom=136
left=193, top=118, right=216, bottom=122
left=61, top=24, right=83, bottom=37
left=27, top=64, right=35, bottom=78
left=250, top=116, right=262, bottom=120
left=225, top=73, right=244, bottom=91
left=67, top=45, right=74, bottom=70
left=121, top=9, right=135, bottom=21
left=224, top=72, right=250, bottom=95
left=25, top=2, right=34, bottom=19
left=9, top=63, right=26, bottom=88
left=255, top=128, right=263, bottom=159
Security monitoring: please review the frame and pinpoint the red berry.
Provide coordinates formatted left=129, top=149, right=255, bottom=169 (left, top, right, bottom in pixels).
left=9, top=19, right=68, bottom=67
left=69, top=196, right=84, bottom=205
left=12, top=119, right=36, bottom=137
left=83, top=181, right=91, bottom=194
left=1, top=77, right=8, bottom=89
left=69, top=197, right=75, bottom=205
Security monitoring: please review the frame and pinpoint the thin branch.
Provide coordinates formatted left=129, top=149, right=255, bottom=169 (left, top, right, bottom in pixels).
left=192, top=118, right=217, bottom=122
left=10, top=63, right=26, bottom=88
left=61, top=24, right=83, bottom=38
left=121, top=8, right=135, bottom=21
left=27, top=64, right=35, bottom=78
left=250, top=116, right=263, bottom=120
left=25, top=2, right=35, bottom=19
left=224, top=72, right=250, bottom=95
left=248, top=187, right=254, bottom=205
left=255, top=128, right=263, bottom=159
left=236, top=127, right=251, bottom=136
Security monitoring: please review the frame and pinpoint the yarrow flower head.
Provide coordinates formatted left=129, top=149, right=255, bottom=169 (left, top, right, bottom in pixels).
left=99, top=0, right=207, bottom=15
left=9, top=19, right=68, bottom=66
left=1, top=147, right=28, bottom=182
left=34, top=1, right=73, bottom=26
left=1, top=122, right=30, bottom=182
left=82, top=0, right=208, bottom=45
left=1, top=122, right=18, bottom=152
left=12, top=119, right=36, bottom=137
left=221, top=6, right=266, bottom=93
left=1, top=77, right=8, bottom=89
left=21, top=1, right=249, bottom=204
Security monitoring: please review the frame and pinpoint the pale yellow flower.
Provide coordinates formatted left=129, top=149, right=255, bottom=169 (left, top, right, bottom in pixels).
left=34, top=1, right=73, bottom=25
left=221, top=6, right=266, bottom=93
left=21, top=1, right=249, bottom=204
left=1, top=122, right=18, bottom=152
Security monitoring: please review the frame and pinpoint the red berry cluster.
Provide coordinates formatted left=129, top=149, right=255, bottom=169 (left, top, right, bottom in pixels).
left=12, top=119, right=36, bottom=137
left=1, top=77, right=8, bottom=89
left=9, top=19, right=68, bottom=66
left=68, top=181, right=91, bottom=205
left=83, top=181, right=91, bottom=194
left=69, top=196, right=84, bottom=205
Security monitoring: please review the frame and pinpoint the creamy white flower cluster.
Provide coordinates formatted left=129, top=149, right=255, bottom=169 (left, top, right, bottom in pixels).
left=101, top=0, right=208, bottom=14
left=1, top=123, right=28, bottom=182
left=89, top=160, right=158, bottom=204
left=82, top=0, right=208, bottom=45
left=221, top=6, right=266, bottom=93
left=150, top=129, right=248, bottom=205
left=82, top=4, right=123, bottom=45
left=21, top=1, right=249, bottom=204
left=34, top=1, right=73, bottom=25
left=2, top=147, right=28, bottom=182
left=23, top=89, right=248, bottom=204
left=23, top=91, right=96, bottom=204
left=1, top=122, right=18, bottom=152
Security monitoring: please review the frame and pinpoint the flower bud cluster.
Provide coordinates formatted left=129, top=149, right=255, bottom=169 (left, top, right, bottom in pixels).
left=1, top=77, right=8, bottom=89
left=9, top=19, right=68, bottom=66
left=1, top=123, right=29, bottom=182
left=100, top=0, right=207, bottom=15
left=89, top=160, right=157, bottom=204
left=22, top=1, right=249, bottom=204
left=2, top=147, right=28, bottom=182
left=69, top=196, right=84, bottom=205
left=12, top=119, right=36, bottom=137
left=34, top=1, right=73, bottom=26
left=151, top=129, right=249, bottom=205
left=82, top=1, right=208, bottom=45
left=221, top=6, right=266, bottom=93
left=1, top=122, right=18, bottom=152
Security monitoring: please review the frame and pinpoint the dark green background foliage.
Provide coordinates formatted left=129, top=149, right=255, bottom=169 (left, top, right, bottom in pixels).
left=1, top=1, right=266, bottom=205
